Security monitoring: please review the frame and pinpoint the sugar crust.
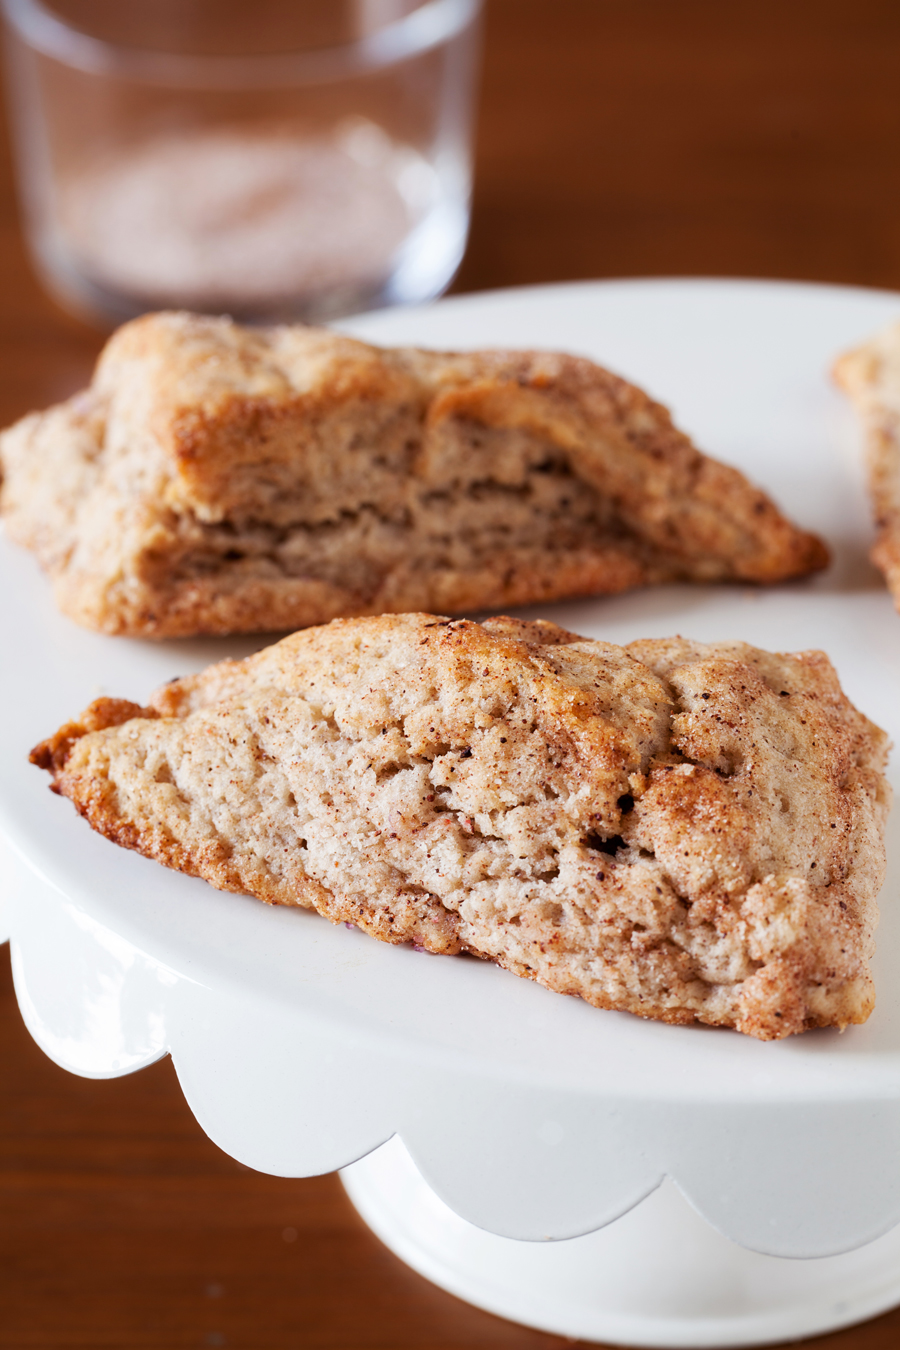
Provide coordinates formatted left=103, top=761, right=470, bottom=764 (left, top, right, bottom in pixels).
left=31, top=613, right=889, bottom=1040
left=834, top=321, right=900, bottom=608
left=0, top=312, right=827, bottom=637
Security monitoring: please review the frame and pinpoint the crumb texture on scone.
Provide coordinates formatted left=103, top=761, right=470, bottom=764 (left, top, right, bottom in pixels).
left=0, top=312, right=827, bottom=637
left=31, top=613, right=889, bottom=1041
left=834, top=320, right=900, bottom=608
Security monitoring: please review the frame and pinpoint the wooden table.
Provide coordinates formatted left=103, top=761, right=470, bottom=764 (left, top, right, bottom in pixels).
left=2, top=2, right=900, bottom=1346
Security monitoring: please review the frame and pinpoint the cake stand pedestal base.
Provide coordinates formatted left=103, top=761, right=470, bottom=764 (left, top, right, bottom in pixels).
left=341, top=1137, right=900, bottom=1348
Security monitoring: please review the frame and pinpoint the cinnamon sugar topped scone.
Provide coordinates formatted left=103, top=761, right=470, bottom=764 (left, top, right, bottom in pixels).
left=0, top=312, right=827, bottom=637
left=834, top=320, right=900, bottom=608
left=31, top=613, right=889, bottom=1040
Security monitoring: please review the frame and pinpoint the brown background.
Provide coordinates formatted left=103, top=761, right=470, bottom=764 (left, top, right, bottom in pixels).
left=3, top=2, right=900, bottom=1347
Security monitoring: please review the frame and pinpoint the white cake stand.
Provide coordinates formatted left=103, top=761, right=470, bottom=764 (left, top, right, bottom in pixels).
left=4, top=279, right=900, bottom=1348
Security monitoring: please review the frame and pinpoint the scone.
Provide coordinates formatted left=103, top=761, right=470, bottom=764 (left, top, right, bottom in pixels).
left=834, top=321, right=900, bottom=607
left=31, top=613, right=889, bottom=1040
left=0, top=312, right=827, bottom=637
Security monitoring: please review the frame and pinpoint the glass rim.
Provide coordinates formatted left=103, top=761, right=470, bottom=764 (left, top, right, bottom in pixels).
left=1, top=0, right=480, bottom=86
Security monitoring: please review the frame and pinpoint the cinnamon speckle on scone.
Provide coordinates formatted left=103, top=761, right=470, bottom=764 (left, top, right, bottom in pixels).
left=0, top=312, right=827, bottom=637
left=834, top=321, right=900, bottom=609
left=31, top=613, right=889, bottom=1040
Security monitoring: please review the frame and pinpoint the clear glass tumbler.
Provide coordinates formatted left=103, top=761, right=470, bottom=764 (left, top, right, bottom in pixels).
left=1, top=0, right=481, bottom=325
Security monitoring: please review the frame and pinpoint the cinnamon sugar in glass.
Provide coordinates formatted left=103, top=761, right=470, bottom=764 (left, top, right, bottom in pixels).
left=2, top=0, right=481, bottom=325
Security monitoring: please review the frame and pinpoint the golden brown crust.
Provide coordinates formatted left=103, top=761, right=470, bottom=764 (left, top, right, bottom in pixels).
left=29, top=697, right=155, bottom=777
left=0, top=313, right=827, bottom=637
left=32, top=612, right=889, bottom=1040
left=833, top=322, right=900, bottom=605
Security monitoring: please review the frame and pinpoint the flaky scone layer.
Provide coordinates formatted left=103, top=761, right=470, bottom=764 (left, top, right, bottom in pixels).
left=32, top=613, right=889, bottom=1040
left=834, top=321, right=900, bottom=608
left=0, top=312, right=827, bottom=637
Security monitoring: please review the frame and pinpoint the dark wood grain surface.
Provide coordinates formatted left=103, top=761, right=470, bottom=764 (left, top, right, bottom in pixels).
left=3, top=2, right=900, bottom=1347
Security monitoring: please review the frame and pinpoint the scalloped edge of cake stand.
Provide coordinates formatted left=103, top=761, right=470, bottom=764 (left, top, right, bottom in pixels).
left=341, top=1135, right=900, bottom=1348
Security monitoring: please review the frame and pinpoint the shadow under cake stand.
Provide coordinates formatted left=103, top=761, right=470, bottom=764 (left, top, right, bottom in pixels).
left=4, top=278, right=900, bottom=1346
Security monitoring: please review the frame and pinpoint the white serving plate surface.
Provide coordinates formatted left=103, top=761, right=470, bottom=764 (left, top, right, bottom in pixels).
left=2, top=278, right=900, bottom=1256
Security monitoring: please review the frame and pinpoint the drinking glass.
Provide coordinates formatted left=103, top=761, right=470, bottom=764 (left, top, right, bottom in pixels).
left=1, top=0, right=481, bottom=324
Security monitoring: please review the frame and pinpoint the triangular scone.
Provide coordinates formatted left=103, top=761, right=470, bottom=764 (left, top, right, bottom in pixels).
left=834, top=321, right=900, bottom=607
left=0, top=312, right=827, bottom=637
left=32, top=613, right=889, bottom=1040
